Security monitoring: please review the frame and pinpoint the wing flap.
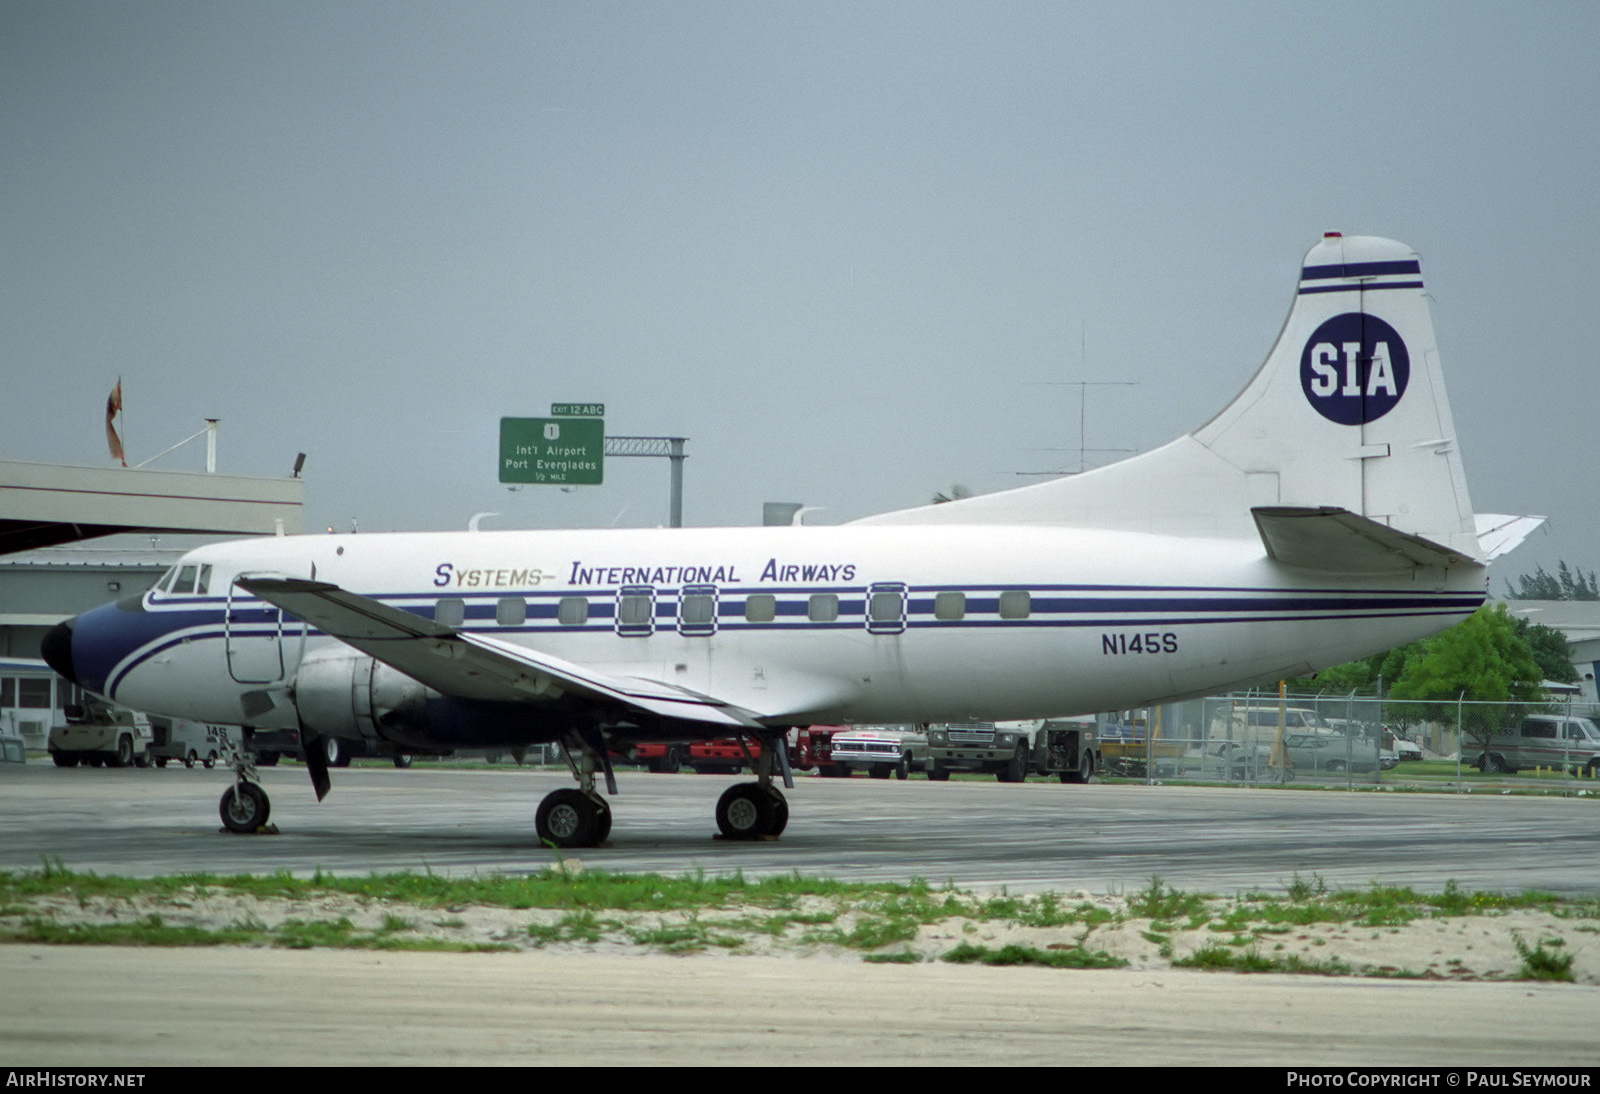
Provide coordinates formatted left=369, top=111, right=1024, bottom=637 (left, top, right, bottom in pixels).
left=235, top=576, right=763, bottom=729
left=1252, top=506, right=1479, bottom=573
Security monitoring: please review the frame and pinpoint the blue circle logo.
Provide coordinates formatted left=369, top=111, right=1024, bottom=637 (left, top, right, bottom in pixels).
left=1299, top=313, right=1410, bottom=425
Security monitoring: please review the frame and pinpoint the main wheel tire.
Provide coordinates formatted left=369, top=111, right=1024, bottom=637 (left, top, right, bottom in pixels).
left=219, top=782, right=270, bottom=833
left=536, top=789, right=602, bottom=848
left=1061, top=751, right=1095, bottom=784
left=999, top=743, right=1029, bottom=783
left=767, top=788, right=789, bottom=837
left=716, top=782, right=777, bottom=840
left=324, top=738, right=351, bottom=767
left=393, top=754, right=413, bottom=769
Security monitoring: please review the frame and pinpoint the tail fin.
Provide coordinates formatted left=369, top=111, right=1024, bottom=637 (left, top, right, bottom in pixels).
left=857, top=233, right=1480, bottom=560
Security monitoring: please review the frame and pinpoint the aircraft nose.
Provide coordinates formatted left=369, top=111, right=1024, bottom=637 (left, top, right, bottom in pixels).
left=40, top=618, right=77, bottom=685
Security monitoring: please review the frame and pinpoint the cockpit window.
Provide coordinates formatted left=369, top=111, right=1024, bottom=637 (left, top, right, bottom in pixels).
left=172, top=566, right=198, bottom=595
left=153, top=566, right=179, bottom=593
left=195, top=565, right=211, bottom=595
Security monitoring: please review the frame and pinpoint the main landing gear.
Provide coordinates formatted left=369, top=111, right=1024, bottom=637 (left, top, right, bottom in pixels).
left=532, top=732, right=792, bottom=848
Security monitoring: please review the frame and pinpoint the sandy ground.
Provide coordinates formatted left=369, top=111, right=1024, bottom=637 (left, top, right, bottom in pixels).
left=3, top=945, right=1597, bottom=1067
left=5, top=885, right=1598, bottom=1065
left=6, top=884, right=1597, bottom=983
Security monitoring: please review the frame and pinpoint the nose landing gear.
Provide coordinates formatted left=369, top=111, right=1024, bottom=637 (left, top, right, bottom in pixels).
left=219, top=748, right=272, bottom=833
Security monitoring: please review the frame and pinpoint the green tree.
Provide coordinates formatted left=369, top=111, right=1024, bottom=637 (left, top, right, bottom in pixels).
left=1386, top=604, right=1546, bottom=756
left=1505, top=561, right=1599, bottom=600
left=1511, top=617, right=1578, bottom=685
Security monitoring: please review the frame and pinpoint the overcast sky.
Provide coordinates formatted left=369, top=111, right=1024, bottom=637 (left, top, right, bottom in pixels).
left=3, top=2, right=1596, bottom=585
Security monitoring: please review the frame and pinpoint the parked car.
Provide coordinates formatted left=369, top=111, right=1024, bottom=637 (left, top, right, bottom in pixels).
left=1282, top=729, right=1383, bottom=774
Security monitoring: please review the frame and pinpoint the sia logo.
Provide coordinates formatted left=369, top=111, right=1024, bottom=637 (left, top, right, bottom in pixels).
left=1299, top=313, right=1410, bottom=425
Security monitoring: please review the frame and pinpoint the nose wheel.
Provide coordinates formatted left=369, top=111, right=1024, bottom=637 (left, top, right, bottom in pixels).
left=219, top=781, right=271, bottom=833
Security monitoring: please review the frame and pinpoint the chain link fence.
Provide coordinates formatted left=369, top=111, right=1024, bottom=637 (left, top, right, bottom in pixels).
left=1092, top=691, right=1600, bottom=790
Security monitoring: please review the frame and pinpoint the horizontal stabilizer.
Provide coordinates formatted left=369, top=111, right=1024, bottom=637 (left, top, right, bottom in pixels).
left=1252, top=507, right=1479, bottom=573
left=235, top=576, right=764, bottom=729
left=1474, top=513, right=1546, bottom=562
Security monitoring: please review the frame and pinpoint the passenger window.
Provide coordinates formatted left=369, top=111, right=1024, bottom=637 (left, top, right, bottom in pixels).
left=998, top=590, right=1030, bottom=619
left=808, top=593, right=839, bottom=622
left=616, top=586, right=655, bottom=636
left=558, top=597, right=589, bottom=626
left=934, top=592, right=966, bottom=620
left=495, top=597, right=526, bottom=626
left=678, top=585, right=717, bottom=636
left=435, top=598, right=466, bottom=627
left=744, top=594, right=776, bottom=623
left=867, top=582, right=907, bottom=635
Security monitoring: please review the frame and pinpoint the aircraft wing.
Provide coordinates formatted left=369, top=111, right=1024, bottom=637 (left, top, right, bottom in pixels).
left=233, top=576, right=763, bottom=729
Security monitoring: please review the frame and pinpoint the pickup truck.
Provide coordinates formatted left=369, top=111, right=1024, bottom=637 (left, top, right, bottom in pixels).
left=827, top=724, right=929, bottom=779
left=926, top=719, right=1099, bottom=783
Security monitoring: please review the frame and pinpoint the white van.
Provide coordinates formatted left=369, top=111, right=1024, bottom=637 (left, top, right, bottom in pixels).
left=1476, top=715, right=1600, bottom=775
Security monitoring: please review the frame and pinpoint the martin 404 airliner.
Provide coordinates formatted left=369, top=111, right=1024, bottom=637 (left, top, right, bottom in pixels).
left=44, top=233, right=1538, bottom=846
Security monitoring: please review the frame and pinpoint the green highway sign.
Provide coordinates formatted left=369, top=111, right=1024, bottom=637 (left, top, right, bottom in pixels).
left=499, top=417, right=605, bottom=485
left=551, top=403, right=604, bottom=417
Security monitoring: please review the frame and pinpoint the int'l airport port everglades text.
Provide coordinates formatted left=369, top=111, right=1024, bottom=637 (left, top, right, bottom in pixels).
left=1286, top=1074, right=1591, bottom=1088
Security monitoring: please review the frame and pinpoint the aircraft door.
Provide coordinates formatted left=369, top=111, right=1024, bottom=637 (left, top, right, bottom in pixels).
left=225, top=569, right=310, bottom=684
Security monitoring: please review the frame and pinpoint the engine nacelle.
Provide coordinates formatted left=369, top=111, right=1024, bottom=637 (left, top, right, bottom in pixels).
left=290, top=647, right=572, bottom=749
left=292, top=647, right=430, bottom=743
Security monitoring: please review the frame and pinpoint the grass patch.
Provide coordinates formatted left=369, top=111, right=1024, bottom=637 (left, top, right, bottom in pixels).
left=941, top=941, right=1127, bottom=969
left=1, top=864, right=1594, bottom=981
left=1513, top=935, right=1575, bottom=982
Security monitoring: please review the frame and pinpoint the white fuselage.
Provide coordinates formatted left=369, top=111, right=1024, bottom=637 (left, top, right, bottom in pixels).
left=85, top=523, right=1485, bottom=739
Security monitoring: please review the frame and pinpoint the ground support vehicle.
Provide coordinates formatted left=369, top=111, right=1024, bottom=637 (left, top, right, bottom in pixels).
left=151, top=721, right=239, bottom=768
left=1476, top=714, right=1600, bottom=775
left=925, top=719, right=1099, bottom=783
left=827, top=725, right=929, bottom=779
left=685, top=728, right=838, bottom=775
left=47, top=698, right=153, bottom=768
left=610, top=742, right=688, bottom=773
left=1097, top=718, right=1189, bottom=777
